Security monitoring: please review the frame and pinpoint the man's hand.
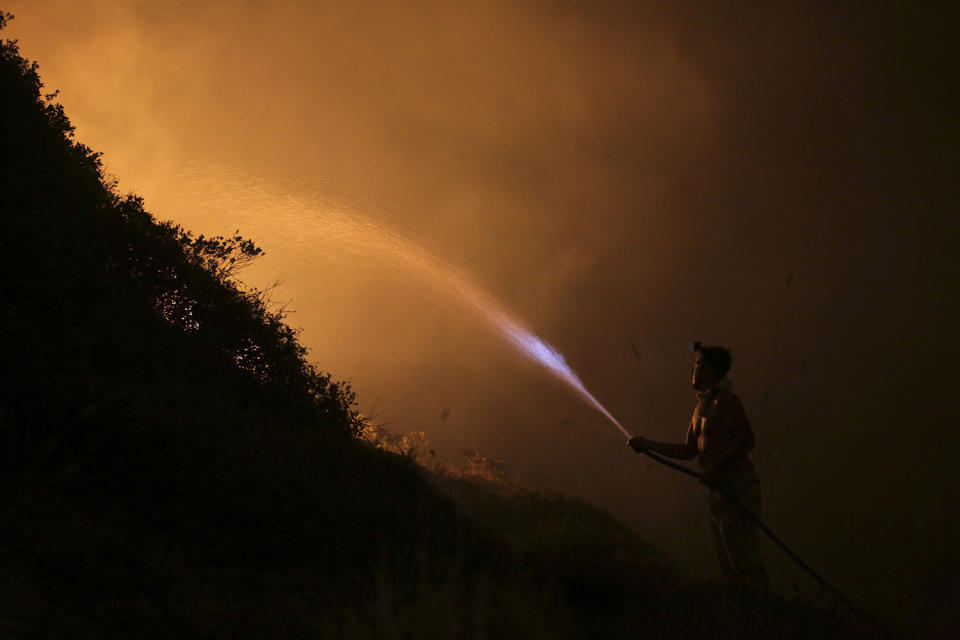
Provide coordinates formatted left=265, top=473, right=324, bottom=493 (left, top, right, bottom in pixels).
left=628, top=436, right=649, bottom=453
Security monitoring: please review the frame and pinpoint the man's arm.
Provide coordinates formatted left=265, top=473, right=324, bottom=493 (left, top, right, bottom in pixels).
left=628, top=419, right=698, bottom=460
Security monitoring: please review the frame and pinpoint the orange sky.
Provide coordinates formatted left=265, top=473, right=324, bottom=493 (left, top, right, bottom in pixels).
left=6, top=2, right=958, bottom=633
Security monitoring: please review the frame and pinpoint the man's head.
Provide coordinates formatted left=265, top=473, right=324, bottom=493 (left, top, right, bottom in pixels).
left=692, top=343, right=732, bottom=390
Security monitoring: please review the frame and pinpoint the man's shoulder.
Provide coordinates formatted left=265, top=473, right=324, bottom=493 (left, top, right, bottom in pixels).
left=712, top=389, right=751, bottom=424
left=713, top=389, right=745, bottom=410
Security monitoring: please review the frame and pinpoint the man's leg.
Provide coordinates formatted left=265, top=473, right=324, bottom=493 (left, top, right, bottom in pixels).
left=720, top=508, right=769, bottom=586
left=712, top=478, right=769, bottom=586
left=709, top=509, right=735, bottom=576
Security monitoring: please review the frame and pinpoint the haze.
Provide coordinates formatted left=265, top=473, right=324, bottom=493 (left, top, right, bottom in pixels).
left=7, top=1, right=957, bottom=633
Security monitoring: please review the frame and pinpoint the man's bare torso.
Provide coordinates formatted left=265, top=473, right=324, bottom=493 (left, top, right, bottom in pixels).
left=688, top=389, right=756, bottom=478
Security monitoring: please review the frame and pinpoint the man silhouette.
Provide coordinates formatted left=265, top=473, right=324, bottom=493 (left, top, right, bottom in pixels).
left=629, top=344, right=768, bottom=585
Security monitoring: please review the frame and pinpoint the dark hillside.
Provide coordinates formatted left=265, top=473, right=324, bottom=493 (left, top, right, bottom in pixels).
left=0, top=13, right=878, bottom=638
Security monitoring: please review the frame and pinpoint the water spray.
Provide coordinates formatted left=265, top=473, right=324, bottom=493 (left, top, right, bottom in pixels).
left=171, top=161, right=633, bottom=441
left=466, top=301, right=633, bottom=441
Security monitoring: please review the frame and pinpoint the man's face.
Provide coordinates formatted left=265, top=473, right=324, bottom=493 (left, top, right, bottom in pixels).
left=692, top=353, right=717, bottom=390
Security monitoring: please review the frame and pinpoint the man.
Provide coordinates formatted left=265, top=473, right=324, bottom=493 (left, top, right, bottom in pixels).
left=628, top=344, right=768, bottom=585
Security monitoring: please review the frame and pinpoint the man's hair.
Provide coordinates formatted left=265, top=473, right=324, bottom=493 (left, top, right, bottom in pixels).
left=695, top=343, right=733, bottom=379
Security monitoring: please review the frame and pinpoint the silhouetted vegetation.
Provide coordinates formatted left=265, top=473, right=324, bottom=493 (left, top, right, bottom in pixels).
left=0, top=13, right=881, bottom=637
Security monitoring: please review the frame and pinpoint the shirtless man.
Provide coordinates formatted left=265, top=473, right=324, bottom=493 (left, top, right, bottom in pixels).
left=628, top=344, right=768, bottom=585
